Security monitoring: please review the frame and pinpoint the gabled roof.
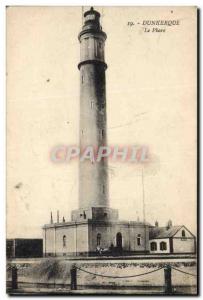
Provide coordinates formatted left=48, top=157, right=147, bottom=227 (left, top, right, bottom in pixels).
left=149, top=225, right=183, bottom=239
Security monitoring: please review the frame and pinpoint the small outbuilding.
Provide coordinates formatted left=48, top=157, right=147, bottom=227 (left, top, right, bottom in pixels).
left=149, top=223, right=196, bottom=254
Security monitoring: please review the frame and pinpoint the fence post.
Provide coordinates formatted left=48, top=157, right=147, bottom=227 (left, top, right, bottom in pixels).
left=11, top=266, right=18, bottom=290
left=70, top=265, right=77, bottom=290
left=164, top=265, right=172, bottom=294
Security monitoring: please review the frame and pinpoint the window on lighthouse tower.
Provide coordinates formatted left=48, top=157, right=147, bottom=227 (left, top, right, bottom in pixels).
left=98, top=41, right=102, bottom=49
left=96, top=40, right=103, bottom=58
left=81, top=70, right=85, bottom=84
left=94, top=39, right=98, bottom=58
left=100, top=129, right=104, bottom=139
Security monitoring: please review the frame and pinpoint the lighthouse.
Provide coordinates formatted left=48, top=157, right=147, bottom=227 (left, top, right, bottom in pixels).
left=43, top=7, right=149, bottom=257
left=71, top=7, right=118, bottom=222
left=78, top=7, right=109, bottom=210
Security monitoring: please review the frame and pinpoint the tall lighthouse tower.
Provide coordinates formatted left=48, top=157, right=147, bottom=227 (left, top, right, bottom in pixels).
left=43, top=7, right=149, bottom=257
left=71, top=7, right=118, bottom=222
left=79, top=7, right=108, bottom=209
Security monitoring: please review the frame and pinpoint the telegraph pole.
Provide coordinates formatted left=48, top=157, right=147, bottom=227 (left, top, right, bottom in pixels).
left=142, top=168, right=147, bottom=252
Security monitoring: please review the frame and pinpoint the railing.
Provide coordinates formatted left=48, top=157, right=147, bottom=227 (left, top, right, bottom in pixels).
left=70, top=264, right=197, bottom=294
left=9, top=264, right=197, bottom=295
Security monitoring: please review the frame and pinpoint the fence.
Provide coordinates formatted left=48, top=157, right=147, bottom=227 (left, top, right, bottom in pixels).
left=70, top=264, right=196, bottom=294
left=9, top=264, right=197, bottom=294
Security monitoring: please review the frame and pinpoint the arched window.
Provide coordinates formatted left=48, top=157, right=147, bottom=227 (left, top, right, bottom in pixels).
left=63, top=235, right=66, bottom=248
left=160, top=241, right=167, bottom=251
left=182, top=230, right=186, bottom=237
left=137, top=234, right=141, bottom=246
left=97, top=233, right=101, bottom=246
left=150, top=242, right=157, bottom=251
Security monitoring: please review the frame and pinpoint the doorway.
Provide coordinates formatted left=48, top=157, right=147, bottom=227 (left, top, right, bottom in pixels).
left=116, top=232, right=122, bottom=249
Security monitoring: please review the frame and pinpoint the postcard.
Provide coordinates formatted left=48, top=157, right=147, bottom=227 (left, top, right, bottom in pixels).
left=6, top=6, right=198, bottom=295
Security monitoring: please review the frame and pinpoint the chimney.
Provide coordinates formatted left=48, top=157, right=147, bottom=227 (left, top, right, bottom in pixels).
left=155, top=220, right=159, bottom=227
left=62, top=216, right=65, bottom=223
left=166, top=219, right=172, bottom=229
left=57, top=210, right=59, bottom=223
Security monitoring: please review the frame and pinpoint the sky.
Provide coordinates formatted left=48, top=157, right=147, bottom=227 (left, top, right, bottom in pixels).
left=6, top=6, right=197, bottom=238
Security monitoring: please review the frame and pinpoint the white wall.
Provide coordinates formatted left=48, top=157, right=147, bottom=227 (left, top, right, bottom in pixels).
left=173, top=238, right=195, bottom=253
left=43, top=223, right=89, bottom=256
left=172, top=226, right=196, bottom=253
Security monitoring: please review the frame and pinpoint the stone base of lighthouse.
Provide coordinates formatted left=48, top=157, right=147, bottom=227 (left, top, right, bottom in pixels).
left=42, top=209, right=150, bottom=257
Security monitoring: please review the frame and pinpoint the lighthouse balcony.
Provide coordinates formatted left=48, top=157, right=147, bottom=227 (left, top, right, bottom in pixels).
left=71, top=207, right=119, bottom=222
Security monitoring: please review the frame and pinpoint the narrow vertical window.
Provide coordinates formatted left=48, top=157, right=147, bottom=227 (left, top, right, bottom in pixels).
left=98, top=41, right=102, bottom=58
left=100, top=129, right=104, bottom=139
left=137, top=234, right=141, bottom=246
left=91, top=101, right=94, bottom=109
left=84, top=37, right=89, bottom=60
left=102, top=184, right=105, bottom=194
left=63, top=235, right=66, bottom=248
left=94, top=39, right=98, bottom=58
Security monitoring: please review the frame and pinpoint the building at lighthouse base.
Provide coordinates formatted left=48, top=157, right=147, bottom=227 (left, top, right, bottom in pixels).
left=42, top=208, right=150, bottom=257
left=42, top=207, right=196, bottom=257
